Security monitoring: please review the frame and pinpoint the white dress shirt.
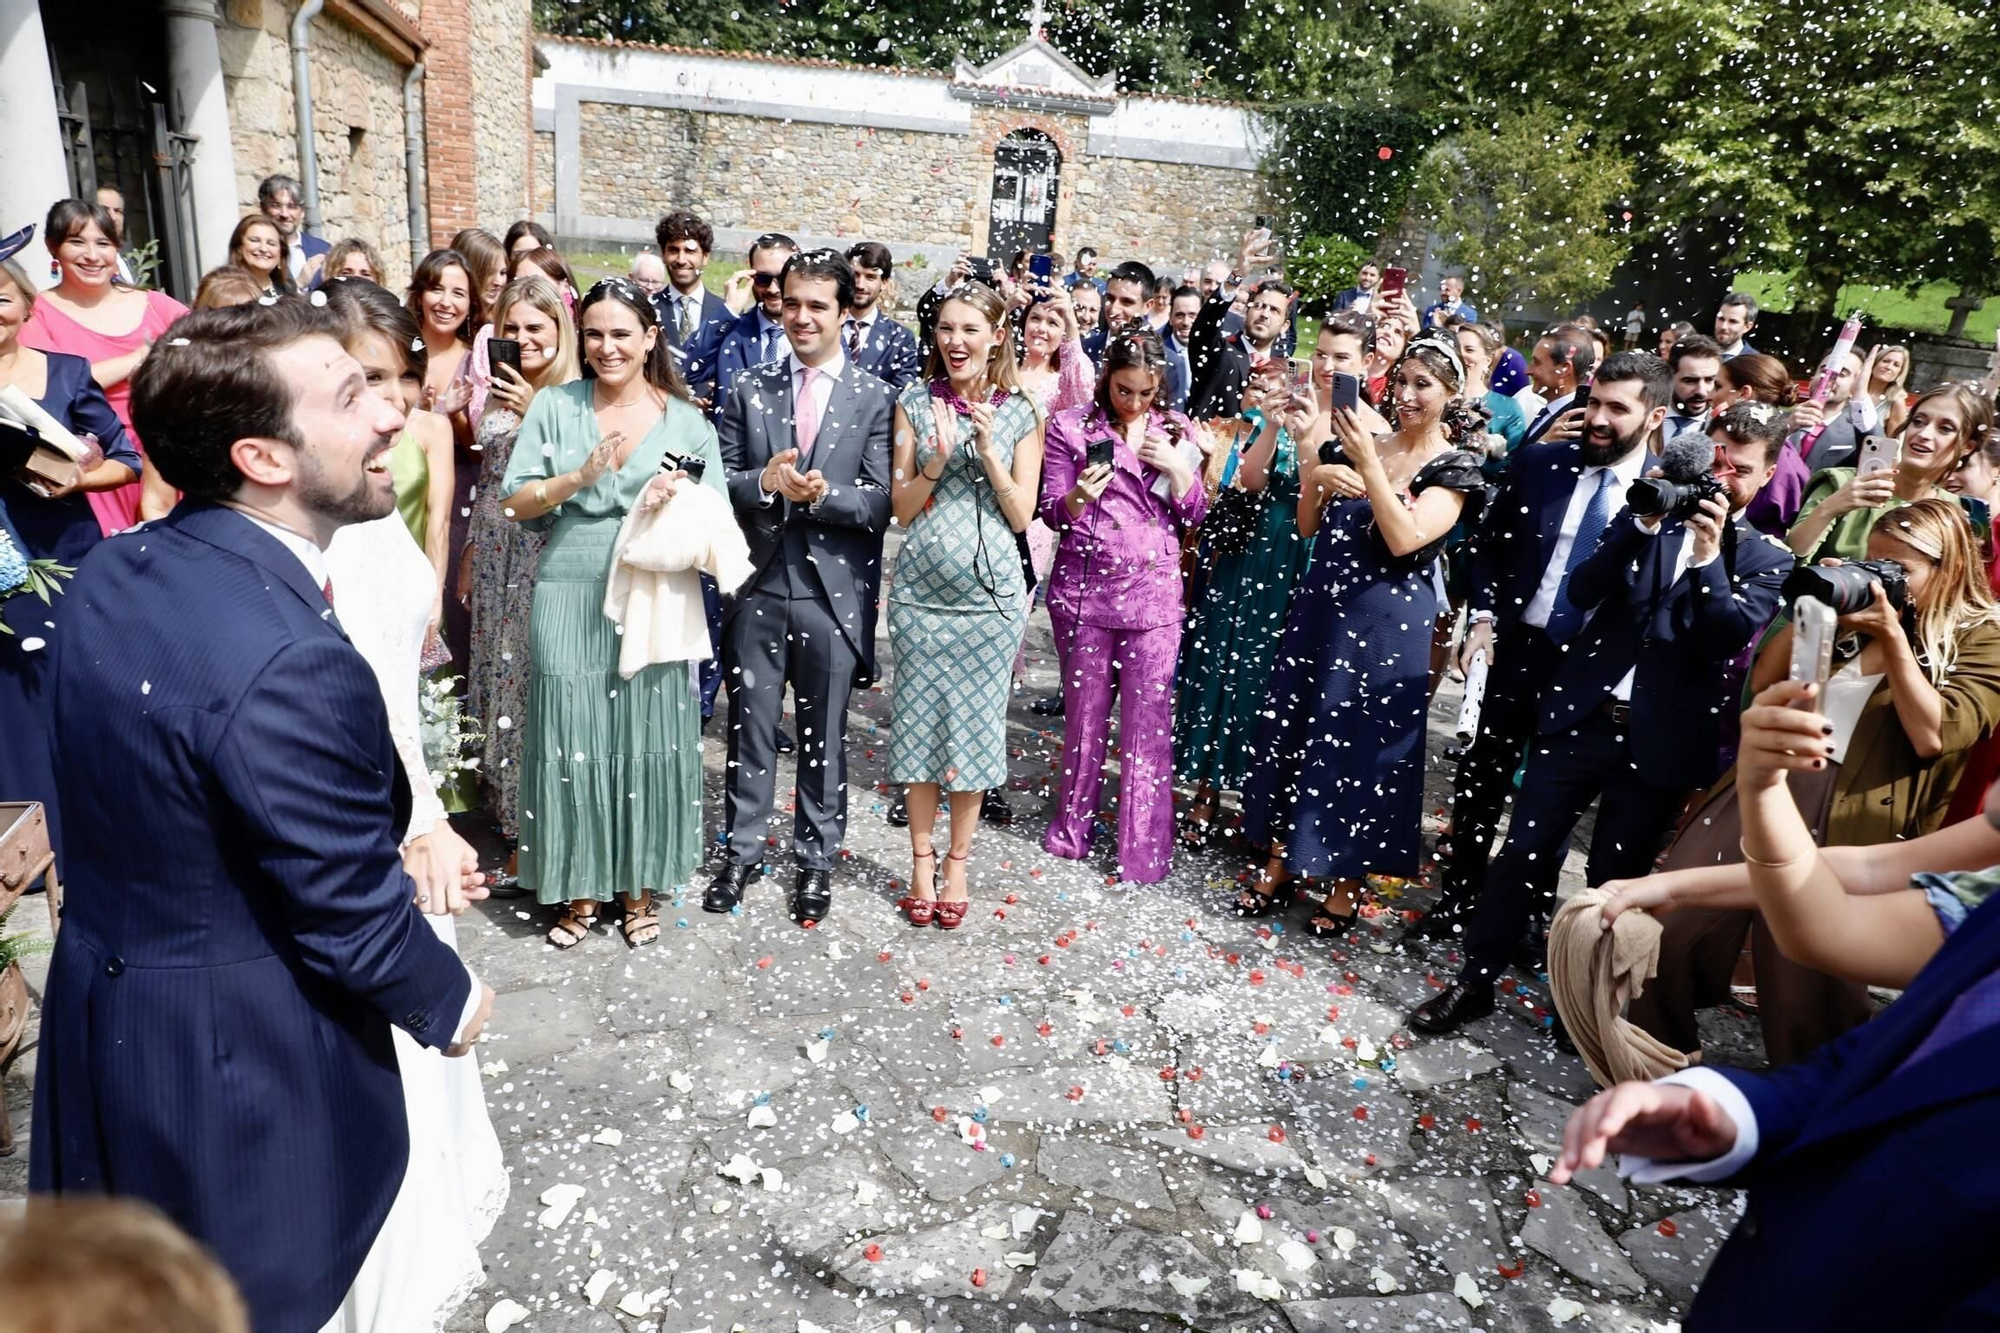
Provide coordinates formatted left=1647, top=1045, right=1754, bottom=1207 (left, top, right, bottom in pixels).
left=1619, top=1067, right=1761, bottom=1183
left=227, top=507, right=484, bottom=1047
left=1526, top=388, right=1580, bottom=442
left=758, top=349, right=847, bottom=507
left=1520, top=445, right=1650, bottom=630
left=1610, top=519, right=1713, bottom=701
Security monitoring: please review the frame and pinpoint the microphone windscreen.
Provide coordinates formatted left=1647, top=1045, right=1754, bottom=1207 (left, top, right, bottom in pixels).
left=1659, top=430, right=1715, bottom=484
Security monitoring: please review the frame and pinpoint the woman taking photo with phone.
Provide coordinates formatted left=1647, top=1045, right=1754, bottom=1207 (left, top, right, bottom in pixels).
left=1173, top=350, right=1319, bottom=847
left=1603, top=498, right=2000, bottom=1064
left=463, top=275, right=579, bottom=855
left=1238, top=332, right=1485, bottom=932
left=499, top=278, right=725, bottom=950
left=1789, top=383, right=1990, bottom=563
left=1039, top=330, right=1207, bottom=884
left=886, top=283, right=1044, bottom=927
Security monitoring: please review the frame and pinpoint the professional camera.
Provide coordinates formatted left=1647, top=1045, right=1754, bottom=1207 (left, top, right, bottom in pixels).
left=1626, top=470, right=1725, bottom=522
left=1781, top=558, right=1909, bottom=615
left=1626, top=431, right=1725, bottom=521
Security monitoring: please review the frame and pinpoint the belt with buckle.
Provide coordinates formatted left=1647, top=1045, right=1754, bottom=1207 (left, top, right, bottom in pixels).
left=1598, top=698, right=1632, bottom=726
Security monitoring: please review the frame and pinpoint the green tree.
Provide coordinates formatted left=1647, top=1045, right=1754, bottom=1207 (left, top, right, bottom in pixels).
left=1408, top=106, right=1633, bottom=316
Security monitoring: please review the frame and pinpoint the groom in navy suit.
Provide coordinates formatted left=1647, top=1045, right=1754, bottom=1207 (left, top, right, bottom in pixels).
left=1553, top=886, right=2000, bottom=1327
left=30, top=300, right=493, bottom=1333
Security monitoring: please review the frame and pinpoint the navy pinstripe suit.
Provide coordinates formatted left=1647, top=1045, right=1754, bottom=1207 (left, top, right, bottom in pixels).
left=29, top=502, right=473, bottom=1332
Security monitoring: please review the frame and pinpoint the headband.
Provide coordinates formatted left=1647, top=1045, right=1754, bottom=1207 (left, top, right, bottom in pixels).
left=0, top=224, right=32, bottom=266
left=1403, top=330, right=1466, bottom=389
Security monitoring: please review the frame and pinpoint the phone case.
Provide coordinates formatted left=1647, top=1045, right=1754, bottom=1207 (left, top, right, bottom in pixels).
left=1789, top=597, right=1837, bottom=686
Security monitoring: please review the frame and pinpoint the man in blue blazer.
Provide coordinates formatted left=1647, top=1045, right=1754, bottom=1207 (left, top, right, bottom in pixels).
left=258, top=173, right=330, bottom=290
left=1553, top=885, right=2000, bottom=1328
left=651, top=210, right=736, bottom=407
left=842, top=241, right=923, bottom=390
left=1417, top=352, right=1664, bottom=944
left=704, top=232, right=801, bottom=415
left=30, top=300, right=492, bottom=1333
left=1414, top=399, right=1796, bottom=1034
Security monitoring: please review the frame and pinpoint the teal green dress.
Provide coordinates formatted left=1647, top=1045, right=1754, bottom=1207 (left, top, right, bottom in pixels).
left=1172, top=426, right=1313, bottom=792
left=887, top=383, right=1038, bottom=791
left=499, top=380, right=726, bottom=904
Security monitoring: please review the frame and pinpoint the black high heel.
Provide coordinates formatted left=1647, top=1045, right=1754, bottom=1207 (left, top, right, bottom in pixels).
left=1231, top=866, right=1295, bottom=917
left=1306, top=888, right=1360, bottom=938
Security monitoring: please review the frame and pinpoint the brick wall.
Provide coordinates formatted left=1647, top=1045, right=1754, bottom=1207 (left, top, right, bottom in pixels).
left=419, top=0, right=476, bottom=245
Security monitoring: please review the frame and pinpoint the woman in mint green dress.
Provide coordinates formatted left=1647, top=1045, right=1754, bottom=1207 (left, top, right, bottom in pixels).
left=500, top=279, right=724, bottom=948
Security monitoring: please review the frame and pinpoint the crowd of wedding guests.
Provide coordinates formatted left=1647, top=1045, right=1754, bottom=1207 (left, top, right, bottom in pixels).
left=9, top=177, right=2000, bottom=1325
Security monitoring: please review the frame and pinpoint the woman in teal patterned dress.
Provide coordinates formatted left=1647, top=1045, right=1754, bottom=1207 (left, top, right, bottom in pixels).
left=888, top=283, right=1046, bottom=929
left=1173, top=361, right=1318, bottom=844
left=499, top=279, right=725, bottom=949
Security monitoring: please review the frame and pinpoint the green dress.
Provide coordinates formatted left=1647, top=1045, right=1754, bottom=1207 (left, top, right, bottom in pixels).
left=499, top=380, right=726, bottom=904
left=1794, top=467, right=1963, bottom=564
left=887, top=383, right=1038, bottom=791
left=388, top=426, right=475, bottom=814
left=1172, top=427, right=1314, bottom=792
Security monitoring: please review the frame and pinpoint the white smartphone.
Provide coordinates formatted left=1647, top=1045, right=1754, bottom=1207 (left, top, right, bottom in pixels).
left=1789, top=596, right=1837, bottom=688
left=1855, top=433, right=1899, bottom=476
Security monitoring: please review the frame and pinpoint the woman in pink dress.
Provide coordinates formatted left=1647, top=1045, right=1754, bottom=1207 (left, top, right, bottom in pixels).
left=1010, top=280, right=1093, bottom=594
left=20, top=199, right=188, bottom=534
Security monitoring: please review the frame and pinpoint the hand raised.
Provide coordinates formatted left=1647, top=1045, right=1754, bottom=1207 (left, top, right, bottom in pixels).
left=1550, top=1081, right=1737, bottom=1184
left=577, top=430, right=624, bottom=486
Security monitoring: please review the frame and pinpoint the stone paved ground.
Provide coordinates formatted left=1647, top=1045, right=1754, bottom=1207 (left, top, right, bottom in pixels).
left=1, top=598, right=1766, bottom=1332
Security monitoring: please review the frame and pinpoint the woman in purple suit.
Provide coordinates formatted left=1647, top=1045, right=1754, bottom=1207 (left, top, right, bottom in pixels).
left=1038, top=329, right=1208, bottom=883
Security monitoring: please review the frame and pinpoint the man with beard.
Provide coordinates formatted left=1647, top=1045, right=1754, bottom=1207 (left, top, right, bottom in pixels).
left=31, top=300, right=493, bottom=1330
left=1410, top=361, right=1800, bottom=1038
left=841, top=241, right=922, bottom=389
left=1083, top=260, right=1155, bottom=363
left=1412, top=352, right=1668, bottom=950
left=1663, top=332, right=1724, bottom=439
left=1189, top=229, right=1294, bottom=420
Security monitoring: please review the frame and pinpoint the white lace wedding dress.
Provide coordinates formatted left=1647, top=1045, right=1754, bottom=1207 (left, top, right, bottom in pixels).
left=320, top=513, right=509, bottom=1333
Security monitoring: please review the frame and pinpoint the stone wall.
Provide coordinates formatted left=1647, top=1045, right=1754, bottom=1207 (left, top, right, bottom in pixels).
left=561, top=97, right=1267, bottom=266
left=468, top=0, right=532, bottom=224
left=572, top=101, right=983, bottom=247
left=218, top=0, right=416, bottom=288
left=534, top=130, right=555, bottom=218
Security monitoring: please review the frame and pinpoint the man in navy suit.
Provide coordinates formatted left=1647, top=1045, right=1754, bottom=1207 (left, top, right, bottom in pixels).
left=1553, top=884, right=2000, bottom=1327
left=651, top=210, right=735, bottom=407
left=842, top=241, right=922, bottom=389
left=1161, top=284, right=1200, bottom=413
left=259, top=173, right=330, bottom=289
left=1412, top=392, right=1797, bottom=1034
left=688, top=231, right=796, bottom=412
left=1519, top=325, right=1599, bottom=446
left=1416, top=351, right=1662, bottom=945
left=1713, top=290, right=1759, bottom=360
left=1188, top=272, right=1294, bottom=419
left=29, top=300, right=493, bottom=1332
left=1082, top=260, right=1155, bottom=365
left=1332, top=260, right=1380, bottom=313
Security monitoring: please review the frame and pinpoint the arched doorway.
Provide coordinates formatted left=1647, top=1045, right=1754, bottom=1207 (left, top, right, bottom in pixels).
left=988, top=128, right=1059, bottom=263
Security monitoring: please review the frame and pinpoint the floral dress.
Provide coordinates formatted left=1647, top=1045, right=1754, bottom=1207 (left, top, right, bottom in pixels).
left=465, top=404, right=546, bottom=840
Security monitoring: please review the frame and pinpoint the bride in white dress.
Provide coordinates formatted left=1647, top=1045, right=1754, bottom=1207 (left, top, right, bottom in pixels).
left=320, top=278, right=510, bottom=1332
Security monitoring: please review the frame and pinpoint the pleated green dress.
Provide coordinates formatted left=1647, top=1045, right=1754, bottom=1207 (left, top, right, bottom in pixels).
left=499, top=380, right=726, bottom=904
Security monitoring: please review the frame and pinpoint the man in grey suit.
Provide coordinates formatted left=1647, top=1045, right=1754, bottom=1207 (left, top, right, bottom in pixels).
left=704, top=250, right=895, bottom=924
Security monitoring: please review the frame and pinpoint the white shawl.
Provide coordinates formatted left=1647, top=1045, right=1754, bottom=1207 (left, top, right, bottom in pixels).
left=602, top=481, right=754, bottom=679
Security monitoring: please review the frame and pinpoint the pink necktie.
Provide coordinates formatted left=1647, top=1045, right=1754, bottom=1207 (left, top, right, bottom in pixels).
left=795, top=365, right=821, bottom=459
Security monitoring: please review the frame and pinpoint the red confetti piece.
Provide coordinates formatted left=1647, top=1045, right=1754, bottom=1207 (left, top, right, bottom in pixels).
left=1184, top=1066, right=1204, bottom=1081
left=1658, top=1218, right=1679, bottom=1238
left=864, top=1243, right=883, bottom=1261
left=1500, top=977, right=1519, bottom=994
left=1524, top=1190, right=1542, bottom=1208
left=1418, top=1113, right=1436, bottom=1131
left=1353, top=1105, right=1369, bottom=1120
left=1176, top=1107, right=1192, bottom=1123
left=951, top=1027, right=963, bottom=1039
left=1187, top=1125, right=1206, bottom=1140
left=1038, top=954, right=1052, bottom=965
left=899, top=993, right=915, bottom=1004
left=1268, top=1125, right=1286, bottom=1143
left=1067, top=1085, right=1085, bottom=1101
left=755, top=957, right=773, bottom=969
left=1364, top=1153, right=1378, bottom=1166
left=1465, top=1118, right=1483, bottom=1132
left=1121, top=1005, right=1136, bottom=1017
left=800, top=919, right=817, bottom=930
left=931, top=1106, right=949, bottom=1122
left=916, top=978, right=931, bottom=991
left=1342, top=1036, right=1358, bottom=1050
left=1498, top=1261, right=1525, bottom=1280
left=877, top=951, right=893, bottom=963
left=993, top=909, right=1006, bottom=920
left=970, top=1267, right=987, bottom=1288
left=1036, top=1021, right=1053, bottom=1037
left=1159, top=1067, right=1178, bottom=1081
left=1226, top=953, right=1242, bottom=965
left=990, top=1034, right=1005, bottom=1047
left=1249, top=970, right=1266, bottom=986
left=1326, top=1006, right=1341, bottom=1021
left=1005, top=893, right=1019, bottom=904
left=1253, top=1021, right=1270, bottom=1035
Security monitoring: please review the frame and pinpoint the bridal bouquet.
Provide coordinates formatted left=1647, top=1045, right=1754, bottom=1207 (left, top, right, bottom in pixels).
left=418, top=674, right=485, bottom=790
left=0, top=524, right=72, bottom=636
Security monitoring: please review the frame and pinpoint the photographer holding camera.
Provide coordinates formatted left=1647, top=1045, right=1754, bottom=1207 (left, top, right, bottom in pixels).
left=1411, top=397, right=1794, bottom=1035
left=1606, top=496, right=2000, bottom=1063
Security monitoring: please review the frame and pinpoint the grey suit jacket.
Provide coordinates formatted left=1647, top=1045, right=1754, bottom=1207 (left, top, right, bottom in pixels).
left=717, top=357, right=895, bottom=680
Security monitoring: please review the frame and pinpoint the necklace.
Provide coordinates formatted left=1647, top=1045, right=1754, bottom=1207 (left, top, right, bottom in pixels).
left=596, top=384, right=655, bottom=409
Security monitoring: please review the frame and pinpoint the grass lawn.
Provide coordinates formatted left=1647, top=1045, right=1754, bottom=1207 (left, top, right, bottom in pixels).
left=1733, top=272, right=1998, bottom=343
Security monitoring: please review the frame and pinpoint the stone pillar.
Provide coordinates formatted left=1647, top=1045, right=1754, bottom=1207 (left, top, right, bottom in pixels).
left=163, top=0, right=241, bottom=272
left=0, top=0, right=73, bottom=287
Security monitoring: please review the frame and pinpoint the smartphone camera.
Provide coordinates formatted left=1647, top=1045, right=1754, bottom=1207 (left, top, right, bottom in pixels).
left=1085, top=438, right=1116, bottom=471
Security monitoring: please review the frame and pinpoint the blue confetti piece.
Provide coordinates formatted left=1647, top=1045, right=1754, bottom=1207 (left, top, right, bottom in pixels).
left=819, top=1026, right=837, bottom=1040
left=854, top=1105, right=870, bottom=1121
left=971, top=1107, right=989, bottom=1123
left=999, top=1153, right=1016, bottom=1169
left=754, top=1091, right=770, bottom=1105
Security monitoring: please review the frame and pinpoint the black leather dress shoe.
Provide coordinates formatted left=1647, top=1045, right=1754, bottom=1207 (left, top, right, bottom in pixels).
left=791, top=868, right=833, bottom=925
left=1029, top=695, right=1065, bottom=717
left=981, top=788, right=1014, bottom=824
left=776, top=729, right=796, bottom=754
left=701, top=861, right=762, bottom=914
left=1409, top=980, right=1497, bottom=1035
left=886, top=791, right=909, bottom=827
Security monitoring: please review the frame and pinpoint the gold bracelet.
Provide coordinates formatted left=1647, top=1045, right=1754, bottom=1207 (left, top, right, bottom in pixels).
left=1738, top=838, right=1815, bottom=869
left=535, top=480, right=553, bottom=510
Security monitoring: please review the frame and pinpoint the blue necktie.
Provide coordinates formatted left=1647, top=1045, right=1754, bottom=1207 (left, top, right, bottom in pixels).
left=1544, top=469, right=1617, bottom=645
left=761, top=325, right=783, bottom=366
